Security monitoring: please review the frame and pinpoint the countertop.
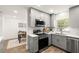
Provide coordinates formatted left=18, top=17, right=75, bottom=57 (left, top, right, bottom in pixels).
left=47, top=31, right=79, bottom=39
left=28, top=31, right=79, bottom=39
left=28, top=34, right=38, bottom=37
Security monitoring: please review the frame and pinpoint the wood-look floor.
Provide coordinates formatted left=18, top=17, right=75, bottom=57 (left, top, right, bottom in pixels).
left=2, top=39, right=66, bottom=53
left=5, top=44, right=66, bottom=53
left=5, top=44, right=28, bottom=53
left=42, top=46, right=66, bottom=53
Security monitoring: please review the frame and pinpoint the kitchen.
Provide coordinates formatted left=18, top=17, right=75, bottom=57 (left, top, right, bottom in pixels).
left=28, top=5, right=79, bottom=53
left=0, top=5, right=79, bottom=53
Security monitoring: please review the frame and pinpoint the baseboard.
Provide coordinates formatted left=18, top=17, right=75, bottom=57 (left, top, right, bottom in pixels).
left=3, top=38, right=18, bottom=41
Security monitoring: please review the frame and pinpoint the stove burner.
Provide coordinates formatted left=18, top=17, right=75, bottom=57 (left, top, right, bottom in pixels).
left=35, top=33, right=48, bottom=39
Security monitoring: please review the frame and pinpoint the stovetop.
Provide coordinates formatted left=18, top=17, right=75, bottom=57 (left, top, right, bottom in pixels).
left=33, top=29, right=48, bottom=39
left=35, top=32, right=48, bottom=39
left=35, top=32, right=46, bottom=35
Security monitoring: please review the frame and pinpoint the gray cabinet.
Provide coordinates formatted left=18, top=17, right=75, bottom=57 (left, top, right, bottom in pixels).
left=67, top=37, right=78, bottom=53
left=48, top=34, right=52, bottom=46
left=52, top=35, right=59, bottom=47
left=0, top=40, right=5, bottom=53
left=77, top=40, right=79, bottom=53
left=58, top=36, right=67, bottom=50
left=52, top=34, right=67, bottom=50
left=28, top=35, right=38, bottom=53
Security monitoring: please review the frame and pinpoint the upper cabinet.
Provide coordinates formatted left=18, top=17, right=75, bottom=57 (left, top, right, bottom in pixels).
left=44, top=14, right=50, bottom=27
left=29, top=8, right=50, bottom=27
left=69, top=6, right=79, bottom=28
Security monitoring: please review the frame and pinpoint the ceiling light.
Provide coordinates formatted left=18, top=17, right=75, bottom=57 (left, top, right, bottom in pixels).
left=13, top=10, right=18, bottom=14
left=50, top=10, right=53, bottom=13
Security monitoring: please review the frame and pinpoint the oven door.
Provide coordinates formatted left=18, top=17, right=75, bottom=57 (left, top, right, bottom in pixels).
left=38, top=37, right=48, bottom=50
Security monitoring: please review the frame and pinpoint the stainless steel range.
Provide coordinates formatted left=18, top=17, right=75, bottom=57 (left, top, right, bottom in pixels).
left=33, top=29, right=49, bottom=51
left=33, top=29, right=48, bottom=39
left=36, top=33, right=48, bottom=39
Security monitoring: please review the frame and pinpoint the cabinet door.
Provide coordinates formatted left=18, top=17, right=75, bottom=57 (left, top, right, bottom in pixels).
left=48, top=34, right=52, bottom=45
left=33, top=37, right=38, bottom=52
left=28, top=36, right=34, bottom=52
left=76, top=39, right=79, bottom=53
left=52, top=35, right=59, bottom=47
left=58, top=36, right=67, bottom=50
left=67, top=38, right=71, bottom=52
left=52, top=34, right=54, bottom=44
left=67, top=37, right=77, bottom=53
left=0, top=40, right=5, bottom=53
left=28, top=36, right=38, bottom=53
left=52, top=35, right=67, bottom=50
left=30, top=9, right=40, bottom=27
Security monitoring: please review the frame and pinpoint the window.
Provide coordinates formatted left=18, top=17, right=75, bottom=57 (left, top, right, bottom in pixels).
left=54, top=11, right=69, bottom=32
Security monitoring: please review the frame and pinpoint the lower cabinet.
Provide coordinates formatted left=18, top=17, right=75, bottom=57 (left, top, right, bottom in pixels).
left=67, top=37, right=77, bottom=53
left=58, top=36, right=67, bottom=50
left=48, top=34, right=52, bottom=46
left=66, top=37, right=79, bottom=53
left=52, top=34, right=79, bottom=53
left=77, top=40, right=79, bottom=53
left=0, top=40, right=5, bottom=52
left=52, top=35, right=67, bottom=50
left=52, top=35, right=59, bottom=47
left=28, top=35, right=49, bottom=53
left=28, top=36, right=38, bottom=53
left=28, top=34, right=79, bottom=53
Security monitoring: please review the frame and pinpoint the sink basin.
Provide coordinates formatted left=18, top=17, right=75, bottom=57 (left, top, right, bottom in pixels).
left=55, top=32, right=67, bottom=36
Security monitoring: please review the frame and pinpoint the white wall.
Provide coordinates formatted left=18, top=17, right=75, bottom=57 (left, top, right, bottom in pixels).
left=1, top=6, right=28, bottom=40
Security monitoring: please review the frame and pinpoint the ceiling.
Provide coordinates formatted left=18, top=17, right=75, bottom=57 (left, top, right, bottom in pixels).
left=29, top=5, right=74, bottom=14
left=0, top=5, right=75, bottom=14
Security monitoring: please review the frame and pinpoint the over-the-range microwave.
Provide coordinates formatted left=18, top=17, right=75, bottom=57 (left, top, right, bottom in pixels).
left=35, top=19, right=45, bottom=27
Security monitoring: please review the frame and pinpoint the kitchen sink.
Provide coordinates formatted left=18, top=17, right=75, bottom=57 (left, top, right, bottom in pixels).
left=55, top=32, right=67, bottom=36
